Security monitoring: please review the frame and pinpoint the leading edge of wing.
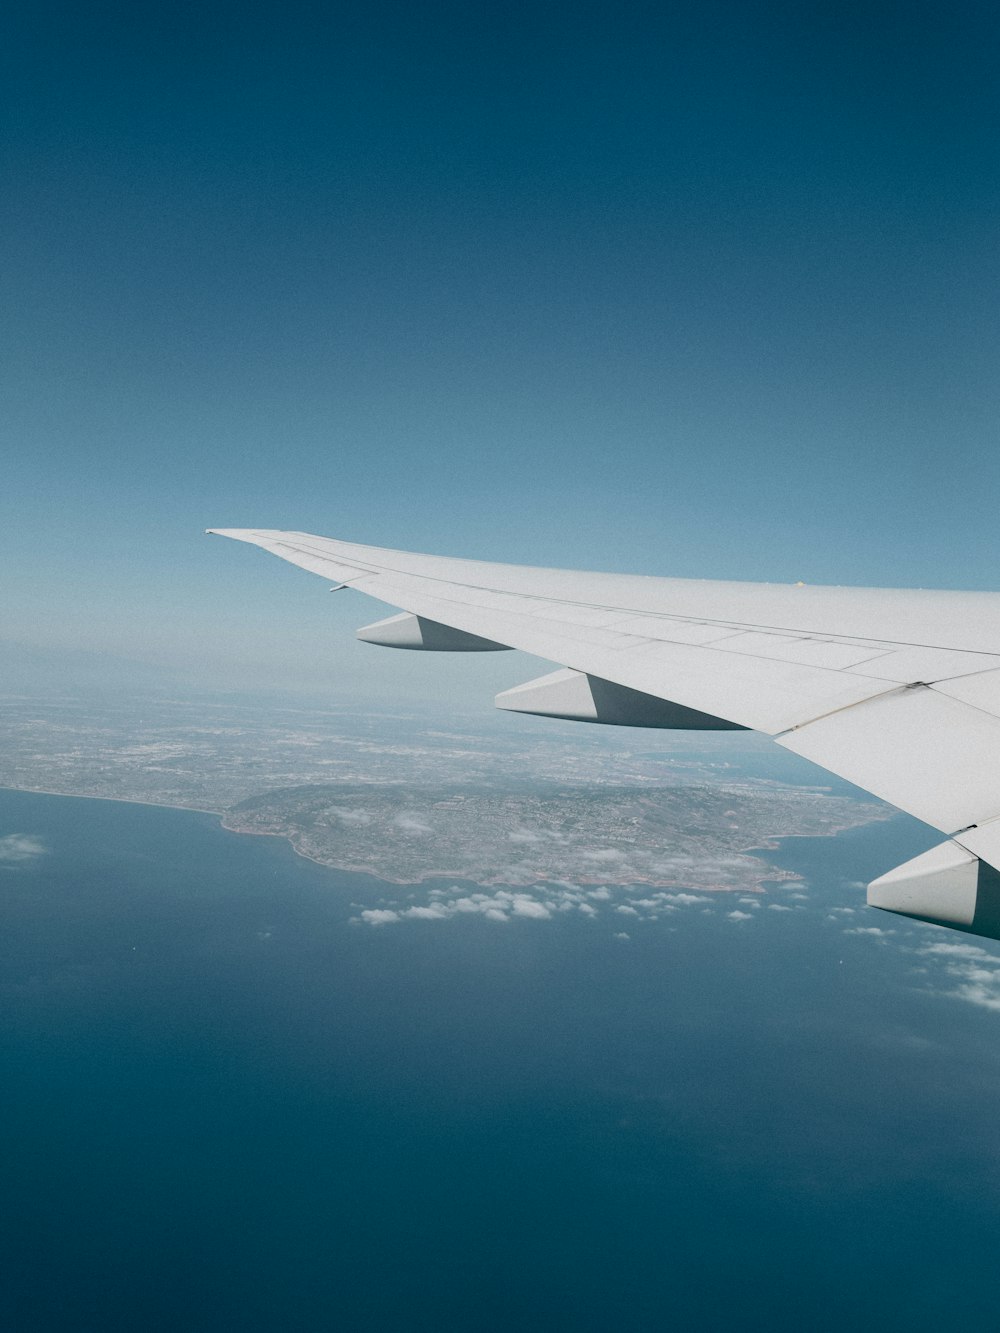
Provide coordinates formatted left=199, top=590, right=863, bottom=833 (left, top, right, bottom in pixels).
left=207, top=528, right=1000, bottom=653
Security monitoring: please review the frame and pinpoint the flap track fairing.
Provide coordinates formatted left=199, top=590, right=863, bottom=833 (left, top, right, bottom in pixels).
left=357, top=612, right=511, bottom=652
left=495, top=668, right=746, bottom=730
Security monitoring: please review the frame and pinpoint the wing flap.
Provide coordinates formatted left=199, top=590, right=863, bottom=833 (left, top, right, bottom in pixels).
left=778, top=686, right=1000, bottom=834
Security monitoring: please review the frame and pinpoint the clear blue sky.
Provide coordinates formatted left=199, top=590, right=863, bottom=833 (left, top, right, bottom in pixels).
left=3, top=1, right=999, bottom=697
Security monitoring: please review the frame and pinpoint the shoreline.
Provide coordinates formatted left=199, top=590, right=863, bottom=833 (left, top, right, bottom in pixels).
left=0, top=784, right=223, bottom=818
left=2, top=782, right=890, bottom=893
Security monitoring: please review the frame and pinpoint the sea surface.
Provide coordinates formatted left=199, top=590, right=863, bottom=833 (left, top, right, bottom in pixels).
left=3, top=787, right=1000, bottom=1331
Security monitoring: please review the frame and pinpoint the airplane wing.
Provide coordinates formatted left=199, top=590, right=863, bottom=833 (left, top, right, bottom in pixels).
left=208, top=527, right=1000, bottom=940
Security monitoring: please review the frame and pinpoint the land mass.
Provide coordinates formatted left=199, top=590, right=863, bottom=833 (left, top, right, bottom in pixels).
left=0, top=693, right=892, bottom=892
left=225, top=780, right=886, bottom=890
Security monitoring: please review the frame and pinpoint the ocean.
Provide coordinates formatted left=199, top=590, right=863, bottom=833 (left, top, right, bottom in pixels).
left=2, top=787, right=1000, bottom=1331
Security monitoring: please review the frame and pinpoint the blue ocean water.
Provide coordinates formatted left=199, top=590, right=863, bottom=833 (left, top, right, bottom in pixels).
left=3, top=787, right=1000, bottom=1332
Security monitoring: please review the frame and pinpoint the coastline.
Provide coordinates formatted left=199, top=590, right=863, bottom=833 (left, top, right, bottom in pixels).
left=1, top=782, right=890, bottom=894
left=220, top=797, right=892, bottom=890
left=0, top=784, right=223, bottom=818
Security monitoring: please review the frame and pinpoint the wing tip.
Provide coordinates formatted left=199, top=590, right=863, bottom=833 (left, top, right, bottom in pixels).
left=206, top=527, right=263, bottom=541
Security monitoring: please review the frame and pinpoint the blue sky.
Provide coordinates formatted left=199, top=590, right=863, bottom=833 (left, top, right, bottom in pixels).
left=3, top=1, right=999, bottom=698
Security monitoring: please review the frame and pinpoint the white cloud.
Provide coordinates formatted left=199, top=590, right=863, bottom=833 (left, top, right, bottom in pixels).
left=949, top=981, right=1000, bottom=1012
left=508, top=828, right=541, bottom=844
left=511, top=896, right=552, bottom=919
left=353, top=864, right=830, bottom=932
left=358, top=908, right=400, bottom=926
left=328, top=807, right=372, bottom=826
left=845, top=926, right=889, bottom=936
left=921, top=942, right=998, bottom=963
left=614, top=932, right=631, bottom=941
left=394, top=814, right=433, bottom=835
left=358, top=887, right=560, bottom=926
left=0, top=834, right=48, bottom=867
left=915, top=939, right=1000, bottom=1012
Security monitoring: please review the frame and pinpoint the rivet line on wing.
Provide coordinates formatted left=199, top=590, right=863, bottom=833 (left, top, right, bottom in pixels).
left=772, top=683, right=918, bottom=738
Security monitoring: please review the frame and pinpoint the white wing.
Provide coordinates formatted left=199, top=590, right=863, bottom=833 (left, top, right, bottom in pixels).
left=208, top=527, right=1000, bottom=940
